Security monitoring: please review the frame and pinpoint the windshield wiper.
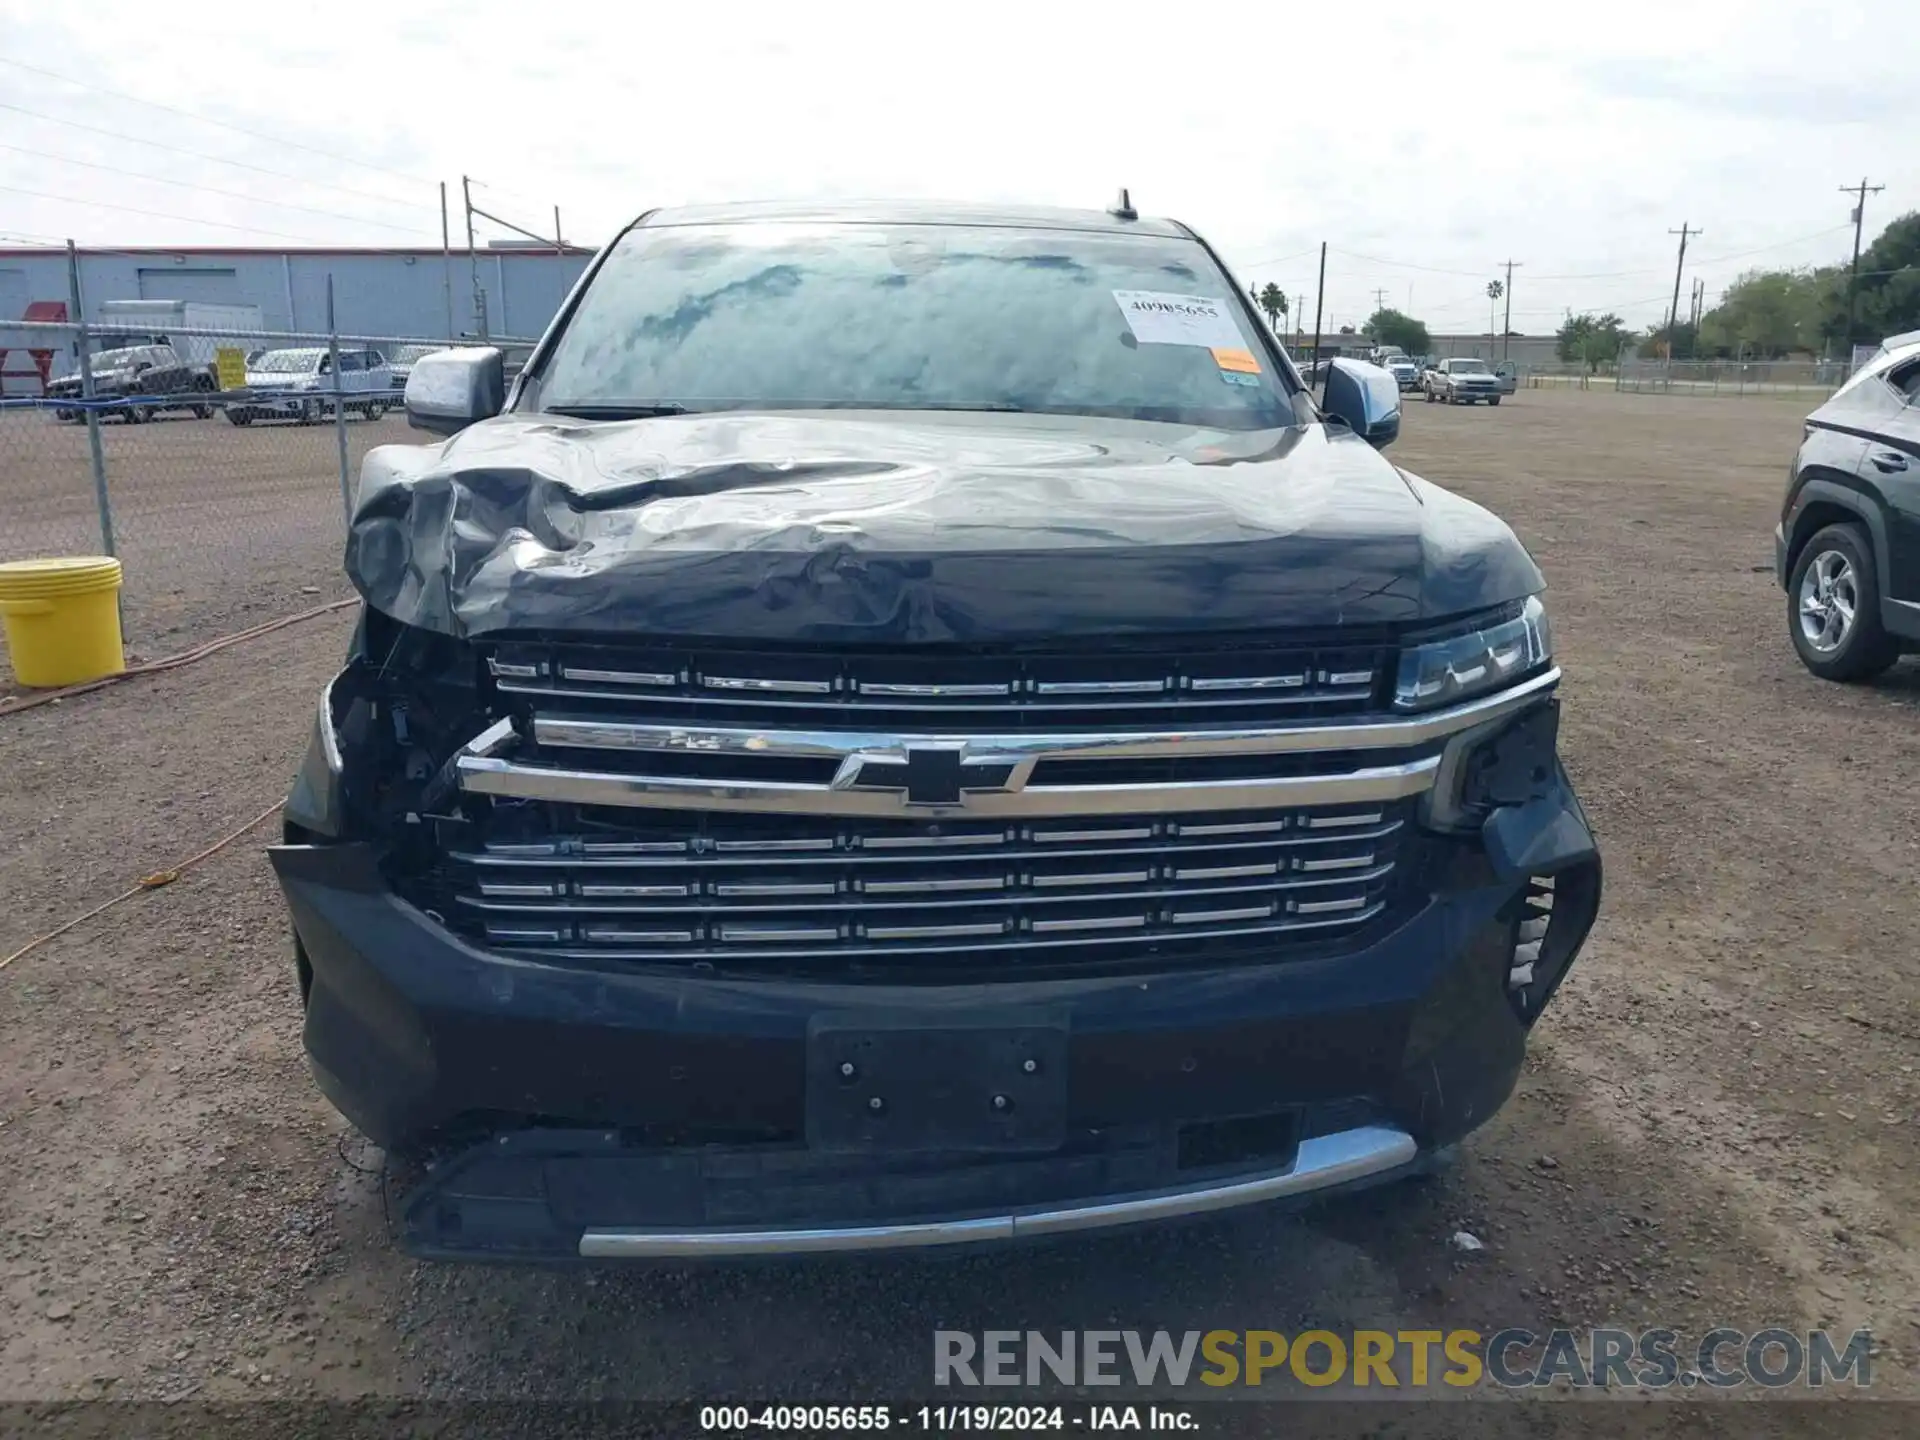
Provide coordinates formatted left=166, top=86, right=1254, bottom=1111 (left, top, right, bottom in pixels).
left=543, top=403, right=693, bottom=420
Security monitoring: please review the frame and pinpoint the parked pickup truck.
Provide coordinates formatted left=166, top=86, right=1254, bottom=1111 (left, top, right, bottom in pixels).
left=227, top=346, right=394, bottom=425
left=1383, top=355, right=1421, bottom=392
left=45, top=343, right=214, bottom=422
left=275, top=198, right=1600, bottom=1263
left=1423, top=357, right=1504, bottom=405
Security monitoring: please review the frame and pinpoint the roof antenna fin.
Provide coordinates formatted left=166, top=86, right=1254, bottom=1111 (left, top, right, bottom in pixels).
left=1109, top=188, right=1137, bottom=221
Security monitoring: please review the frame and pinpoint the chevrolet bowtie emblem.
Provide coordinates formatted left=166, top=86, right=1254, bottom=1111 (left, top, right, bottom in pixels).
left=834, top=745, right=1027, bottom=806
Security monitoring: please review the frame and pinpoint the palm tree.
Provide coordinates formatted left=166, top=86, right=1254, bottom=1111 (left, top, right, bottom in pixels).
left=1257, top=283, right=1288, bottom=331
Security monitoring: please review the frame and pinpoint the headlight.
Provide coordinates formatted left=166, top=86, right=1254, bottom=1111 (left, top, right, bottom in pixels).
left=1393, top=595, right=1552, bottom=712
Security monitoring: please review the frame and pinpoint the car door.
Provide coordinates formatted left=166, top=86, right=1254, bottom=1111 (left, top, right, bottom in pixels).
left=153, top=345, right=189, bottom=393
left=1868, top=353, right=1920, bottom=609
left=333, top=349, right=362, bottom=398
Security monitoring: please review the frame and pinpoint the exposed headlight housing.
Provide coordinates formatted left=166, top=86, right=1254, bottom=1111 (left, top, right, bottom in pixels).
left=1393, top=595, right=1552, bottom=712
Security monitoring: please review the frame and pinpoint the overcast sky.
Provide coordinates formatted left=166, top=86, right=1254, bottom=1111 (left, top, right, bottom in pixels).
left=1, top=0, right=1913, bottom=335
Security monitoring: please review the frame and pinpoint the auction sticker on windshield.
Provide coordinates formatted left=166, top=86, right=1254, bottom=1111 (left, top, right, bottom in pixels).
left=1113, top=291, right=1245, bottom=349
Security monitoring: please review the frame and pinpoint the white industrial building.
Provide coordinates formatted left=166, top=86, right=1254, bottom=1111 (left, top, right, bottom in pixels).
left=0, top=241, right=594, bottom=391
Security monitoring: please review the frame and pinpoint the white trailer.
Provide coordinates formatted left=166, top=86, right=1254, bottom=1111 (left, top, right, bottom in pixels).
left=94, top=299, right=265, bottom=383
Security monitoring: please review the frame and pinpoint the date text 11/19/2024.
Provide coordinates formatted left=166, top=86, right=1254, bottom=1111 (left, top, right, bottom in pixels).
left=700, top=1406, right=1189, bottom=1433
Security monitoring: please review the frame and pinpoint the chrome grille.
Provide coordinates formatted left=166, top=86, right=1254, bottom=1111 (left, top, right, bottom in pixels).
left=427, top=803, right=1406, bottom=964
left=484, top=638, right=1388, bottom=728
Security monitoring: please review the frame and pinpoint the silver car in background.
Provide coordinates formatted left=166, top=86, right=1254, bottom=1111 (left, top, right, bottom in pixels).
left=227, top=346, right=395, bottom=426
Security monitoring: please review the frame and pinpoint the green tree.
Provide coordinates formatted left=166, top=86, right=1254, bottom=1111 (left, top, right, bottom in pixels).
left=1835, top=210, right=1920, bottom=346
left=1638, top=320, right=1701, bottom=361
left=1556, top=312, right=1632, bottom=373
left=1257, top=283, right=1289, bottom=331
left=1362, top=308, right=1431, bottom=356
left=1696, top=268, right=1832, bottom=357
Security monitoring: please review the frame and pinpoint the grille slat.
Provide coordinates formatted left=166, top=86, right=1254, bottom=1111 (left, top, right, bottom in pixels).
left=427, top=805, right=1403, bottom=965
left=450, top=862, right=1395, bottom=916
left=488, top=639, right=1386, bottom=729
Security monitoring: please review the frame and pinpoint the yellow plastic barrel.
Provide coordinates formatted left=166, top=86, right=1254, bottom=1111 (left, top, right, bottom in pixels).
left=0, top=556, right=126, bottom=688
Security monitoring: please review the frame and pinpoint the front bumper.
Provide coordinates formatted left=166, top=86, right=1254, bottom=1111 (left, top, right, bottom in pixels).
left=236, top=388, right=321, bottom=415
left=271, top=756, right=1600, bottom=1260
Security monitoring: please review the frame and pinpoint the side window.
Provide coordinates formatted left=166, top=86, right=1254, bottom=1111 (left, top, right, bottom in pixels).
left=1890, top=358, right=1920, bottom=405
left=317, top=354, right=332, bottom=375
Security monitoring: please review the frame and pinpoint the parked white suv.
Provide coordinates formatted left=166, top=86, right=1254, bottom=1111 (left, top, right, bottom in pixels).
left=227, top=346, right=394, bottom=425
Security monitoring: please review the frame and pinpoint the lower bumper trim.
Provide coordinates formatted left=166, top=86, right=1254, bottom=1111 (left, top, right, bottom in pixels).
left=575, top=1124, right=1417, bottom=1258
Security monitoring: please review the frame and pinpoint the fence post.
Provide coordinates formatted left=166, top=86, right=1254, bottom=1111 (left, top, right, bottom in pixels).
left=65, top=241, right=116, bottom=558
left=326, top=276, right=353, bottom=523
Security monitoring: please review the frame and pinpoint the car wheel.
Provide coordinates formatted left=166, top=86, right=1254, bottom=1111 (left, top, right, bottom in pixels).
left=1788, top=523, right=1901, bottom=682
left=123, top=402, right=148, bottom=423
left=1489, top=397, right=1501, bottom=406
left=53, top=408, right=78, bottom=424
left=364, top=401, right=387, bottom=421
left=227, top=409, right=252, bottom=427
left=299, top=397, right=322, bottom=425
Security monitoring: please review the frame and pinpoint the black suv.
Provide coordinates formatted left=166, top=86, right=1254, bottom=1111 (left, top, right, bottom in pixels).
left=272, top=200, right=1602, bottom=1262
left=1777, top=331, right=1920, bottom=681
left=46, top=343, right=213, bottom=422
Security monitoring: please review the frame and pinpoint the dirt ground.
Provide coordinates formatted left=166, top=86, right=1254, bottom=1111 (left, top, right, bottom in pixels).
left=0, top=387, right=1915, bottom=1430
left=0, top=408, right=402, bottom=689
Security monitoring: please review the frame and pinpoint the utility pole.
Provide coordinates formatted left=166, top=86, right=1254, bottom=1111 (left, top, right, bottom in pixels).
left=1310, top=243, right=1326, bottom=395
left=1840, top=177, right=1884, bottom=356
left=1665, top=223, right=1699, bottom=363
left=554, top=205, right=564, bottom=254
left=462, top=174, right=486, bottom=341
left=440, top=181, right=455, bottom=341
left=1498, top=260, right=1522, bottom=361
left=1371, top=287, right=1389, bottom=316
left=1295, top=293, right=1303, bottom=346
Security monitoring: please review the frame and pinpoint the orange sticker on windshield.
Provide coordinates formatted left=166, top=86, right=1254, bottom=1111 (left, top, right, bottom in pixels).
left=1211, top=347, right=1260, bottom=373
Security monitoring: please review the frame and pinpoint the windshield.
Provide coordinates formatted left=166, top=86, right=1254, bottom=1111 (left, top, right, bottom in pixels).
left=89, top=347, right=145, bottom=370
left=252, top=349, right=325, bottom=374
left=1450, top=359, right=1490, bottom=374
left=537, top=222, right=1295, bottom=430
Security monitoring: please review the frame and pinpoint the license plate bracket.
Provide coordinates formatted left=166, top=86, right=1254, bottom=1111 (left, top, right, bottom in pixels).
left=806, top=1016, right=1069, bottom=1154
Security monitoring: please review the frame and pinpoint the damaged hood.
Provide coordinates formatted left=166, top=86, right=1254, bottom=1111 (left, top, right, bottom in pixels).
left=345, top=410, right=1542, bottom=644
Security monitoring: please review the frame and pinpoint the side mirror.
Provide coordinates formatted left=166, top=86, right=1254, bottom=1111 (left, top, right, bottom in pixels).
left=405, top=347, right=506, bottom=437
left=1322, top=358, right=1401, bottom=449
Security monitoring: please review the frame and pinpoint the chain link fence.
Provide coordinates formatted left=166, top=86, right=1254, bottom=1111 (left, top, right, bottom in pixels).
left=1613, top=358, right=1853, bottom=397
left=0, top=318, right=534, bottom=679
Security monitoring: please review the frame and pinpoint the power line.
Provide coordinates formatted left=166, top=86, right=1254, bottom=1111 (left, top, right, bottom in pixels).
left=0, top=181, right=330, bottom=242
left=0, top=100, right=440, bottom=216
left=1237, top=246, right=1321, bottom=270
left=0, top=53, right=438, bottom=192
left=1335, top=225, right=1859, bottom=286
left=0, top=142, right=434, bottom=239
